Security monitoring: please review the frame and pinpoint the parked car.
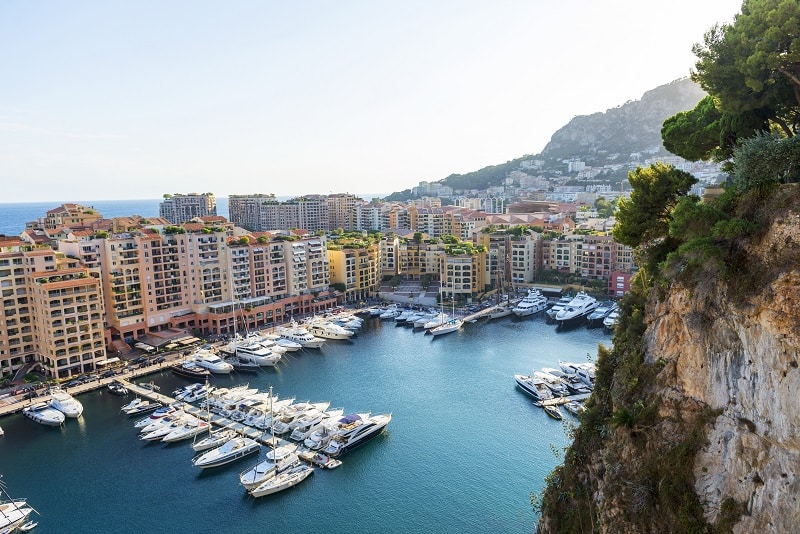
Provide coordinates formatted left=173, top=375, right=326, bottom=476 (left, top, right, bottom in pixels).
left=152, top=356, right=166, bottom=364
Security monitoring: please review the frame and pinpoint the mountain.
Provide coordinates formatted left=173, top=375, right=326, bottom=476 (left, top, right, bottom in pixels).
left=383, top=78, right=706, bottom=199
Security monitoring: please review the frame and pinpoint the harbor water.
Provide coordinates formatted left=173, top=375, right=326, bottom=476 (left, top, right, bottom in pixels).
left=0, top=315, right=611, bottom=533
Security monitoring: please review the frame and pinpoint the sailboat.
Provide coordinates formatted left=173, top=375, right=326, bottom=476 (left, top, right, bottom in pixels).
left=245, top=387, right=313, bottom=497
left=191, top=380, right=235, bottom=452
left=0, top=476, right=37, bottom=533
left=429, top=279, right=462, bottom=336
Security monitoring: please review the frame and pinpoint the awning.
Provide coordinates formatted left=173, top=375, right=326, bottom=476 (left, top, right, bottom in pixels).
left=135, top=342, right=156, bottom=352
left=179, top=337, right=200, bottom=345
left=96, top=357, right=121, bottom=366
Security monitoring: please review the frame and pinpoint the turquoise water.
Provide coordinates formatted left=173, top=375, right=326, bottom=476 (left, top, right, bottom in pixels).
left=0, top=316, right=611, bottom=533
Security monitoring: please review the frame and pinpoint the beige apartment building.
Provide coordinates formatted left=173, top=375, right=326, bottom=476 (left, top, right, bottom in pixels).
left=327, top=243, right=380, bottom=304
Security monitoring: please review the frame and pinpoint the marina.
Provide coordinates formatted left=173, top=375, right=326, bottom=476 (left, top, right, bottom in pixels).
left=0, top=310, right=611, bottom=533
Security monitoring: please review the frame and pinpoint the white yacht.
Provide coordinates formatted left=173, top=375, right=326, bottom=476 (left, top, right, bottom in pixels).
left=47, top=386, right=83, bottom=418
left=429, top=318, right=462, bottom=336
left=423, top=313, right=449, bottom=330
left=586, top=301, right=617, bottom=327
left=554, top=292, right=599, bottom=327
left=546, top=295, right=573, bottom=321
left=514, top=374, right=553, bottom=403
left=321, top=413, right=392, bottom=458
left=191, top=428, right=238, bottom=452
left=191, top=436, right=261, bottom=468
left=190, top=349, right=234, bottom=374
left=0, top=497, right=34, bottom=533
left=603, top=310, right=620, bottom=331
left=22, top=402, right=65, bottom=426
left=306, top=320, right=354, bottom=340
left=161, top=417, right=210, bottom=443
left=276, top=323, right=325, bottom=349
left=289, top=409, right=344, bottom=442
left=233, top=340, right=281, bottom=366
left=379, top=305, right=401, bottom=320
left=487, top=304, right=513, bottom=319
left=260, top=333, right=302, bottom=352
left=512, top=289, right=549, bottom=317
left=239, top=444, right=301, bottom=490
left=248, top=463, right=314, bottom=498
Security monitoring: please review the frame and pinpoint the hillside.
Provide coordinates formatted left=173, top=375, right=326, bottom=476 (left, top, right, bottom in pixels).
left=383, top=78, right=706, bottom=199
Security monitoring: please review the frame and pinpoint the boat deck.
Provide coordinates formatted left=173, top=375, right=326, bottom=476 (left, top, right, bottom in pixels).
left=541, top=393, right=591, bottom=407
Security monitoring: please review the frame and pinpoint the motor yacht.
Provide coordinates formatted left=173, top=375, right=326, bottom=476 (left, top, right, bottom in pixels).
left=423, top=313, right=449, bottom=330
left=22, top=402, right=65, bottom=426
left=47, top=386, right=83, bottom=418
left=107, top=380, right=129, bottom=396
left=321, top=413, right=392, bottom=458
left=554, top=292, right=599, bottom=327
left=191, top=436, right=261, bottom=468
left=190, top=349, right=234, bottom=374
left=603, top=310, right=620, bottom=331
left=545, top=295, right=573, bottom=321
left=171, top=360, right=212, bottom=380
left=306, top=320, right=354, bottom=340
left=289, top=408, right=344, bottom=442
left=161, top=416, right=210, bottom=443
left=122, top=399, right=162, bottom=416
left=586, top=301, right=617, bottom=327
left=271, top=402, right=331, bottom=435
left=260, top=333, right=302, bottom=352
left=514, top=374, right=554, bottom=403
left=0, top=498, right=34, bottom=533
left=512, top=289, right=549, bottom=317
left=232, top=340, right=281, bottom=366
left=487, top=304, right=513, bottom=319
left=275, top=323, right=325, bottom=349
left=191, top=428, right=237, bottom=452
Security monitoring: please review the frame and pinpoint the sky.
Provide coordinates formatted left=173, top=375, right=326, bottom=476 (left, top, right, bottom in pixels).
left=0, top=0, right=744, bottom=203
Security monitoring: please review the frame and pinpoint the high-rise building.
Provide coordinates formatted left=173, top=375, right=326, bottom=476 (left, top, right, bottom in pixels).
left=159, top=193, right=217, bottom=224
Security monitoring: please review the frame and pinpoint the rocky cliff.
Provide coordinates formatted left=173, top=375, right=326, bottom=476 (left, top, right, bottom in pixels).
left=538, top=186, right=800, bottom=532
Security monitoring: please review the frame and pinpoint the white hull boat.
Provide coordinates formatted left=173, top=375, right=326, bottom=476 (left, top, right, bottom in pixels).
left=23, top=402, right=65, bottom=426
left=248, top=463, right=314, bottom=497
left=192, top=436, right=261, bottom=468
left=47, top=387, right=84, bottom=418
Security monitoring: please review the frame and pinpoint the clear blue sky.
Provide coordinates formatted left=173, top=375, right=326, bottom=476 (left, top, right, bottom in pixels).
left=0, top=0, right=743, bottom=202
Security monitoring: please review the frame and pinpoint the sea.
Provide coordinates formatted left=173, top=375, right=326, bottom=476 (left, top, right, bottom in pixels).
left=0, top=316, right=612, bottom=533
left=0, top=200, right=612, bottom=532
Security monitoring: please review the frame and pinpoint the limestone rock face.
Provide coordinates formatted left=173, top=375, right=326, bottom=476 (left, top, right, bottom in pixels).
left=645, top=211, right=800, bottom=531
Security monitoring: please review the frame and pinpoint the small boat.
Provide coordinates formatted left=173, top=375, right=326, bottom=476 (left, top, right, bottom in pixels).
left=138, top=381, right=160, bottom=392
left=107, top=381, right=129, bottom=396
left=23, top=402, right=65, bottom=426
left=0, top=493, right=34, bottom=533
left=248, top=463, right=314, bottom=498
left=0, top=425, right=4, bottom=436
left=191, top=436, right=261, bottom=468
left=19, top=520, right=39, bottom=531
left=190, top=349, right=234, bottom=374
left=192, top=428, right=237, bottom=452
left=543, top=405, right=563, bottom=420
left=297, top=449, right=342, bottom=469
left=563, top=401, right=586, bottom=416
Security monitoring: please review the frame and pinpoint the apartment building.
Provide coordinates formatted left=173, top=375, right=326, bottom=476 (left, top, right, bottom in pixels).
left=352, top=202, right=384, bottom=232
left=159, top=193, right=217, bottom=224
left=228, top=194, right=278, bottom=231
left=326, top=194, right=361, bottom=231
left=439, top=251, right=488, bottom=301
left=379, top=236, right=400, bottom=277
left=0, top=238, right=35, bottom=379
left=327, top=243, right=380, bottom=303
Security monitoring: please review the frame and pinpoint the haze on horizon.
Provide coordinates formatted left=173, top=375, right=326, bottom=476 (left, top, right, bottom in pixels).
left=0, top=0, right=742, bottom=203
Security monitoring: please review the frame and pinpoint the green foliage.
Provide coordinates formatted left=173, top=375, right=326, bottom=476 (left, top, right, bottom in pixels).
left=237, top=236, right=250, bottom=245
left=662, top=96, right=727, bottom=161
left=731, top=132, right=800, bottom=189
left=94, top=230, right=109, bottom=239
left=593, top=197, right=616, bottom=218
left=257, top=235, right=269, bottom=244
left=389, top=275, right=402, bottom=288
left=331, top=282, right=346, bottom=292
left=412, top=232, right=423, bottom=244
left=613, top=163, right=697, bottom=250
left=163, top=225, right=186, bottom=235
left=420, top=273, right=432, bottom=289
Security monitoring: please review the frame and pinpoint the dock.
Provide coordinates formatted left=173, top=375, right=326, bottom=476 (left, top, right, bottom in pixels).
left=541, top=393, right=591, bottom=407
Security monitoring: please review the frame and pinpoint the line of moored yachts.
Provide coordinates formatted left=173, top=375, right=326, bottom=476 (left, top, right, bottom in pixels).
left=119, top=382, right=391, bottom=498
left=363, top=289, right=621, bottom=337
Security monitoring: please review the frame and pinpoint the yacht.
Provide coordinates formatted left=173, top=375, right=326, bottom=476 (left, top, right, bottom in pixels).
left=543, top=405, right=563, bottom=420
left=303, top=419, right=343, bottom=450
left=272, top=402, right=331, bottom=435
left=141, top=416, right=193, bottom=441
left=586, top=301, right=617, bottom=328
left=545, top=295, right=573, bottom=321
left=224, top=355, right=263, bottom=373
left=190, top=349, right=234, bottom=374
left=46, top=386, right=84, bottom=418
left=248, top=463, right=314, bottom=498
left=161, top=416, right=210, bottom=443
left=173, top=382, right=208, bottom=403
left=107, top=380, right=129, bottom=396
left=533, top=371, right=572, bottom=397
left=121, top=398, right=162, bottom=416
left=191, top=436, right=261, bottom=468
left=260, top=333, right=302, bottom=352
left=321, top=413, right=392, bottom=458
left=487, top=304, right=513, bottom=319
left=429, top=318, right=462, bottom=336
left=239, top=444, right=301, bottom=490
left=233, top=340, right=281, bottom=366
left=554, top=292, right=599, bottom=327
left=171, top=360, right=212, bottom=380
left=0, top=492, right=34, bottom=534
left=559, top=361, right=596, bottom=387
left=422, top=313, right=449, bottom=330
left=603, top=310, right=620, bottom=331
left=289, top=408, right=344, bottom=442
left=512, top=289, right=549, bottom=317
left=22, top=402, right=65, bottom=426
left=276, top=323, right=325, bottom=349
left=306, top=320, right=354, bottom=340
left=379, top=305, right=401, bottom=320
left=191, top=428, right=237, bottom=452
left=413, top=312, right=438, bottom=328
left=513, top=374, right=553, bottom=403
